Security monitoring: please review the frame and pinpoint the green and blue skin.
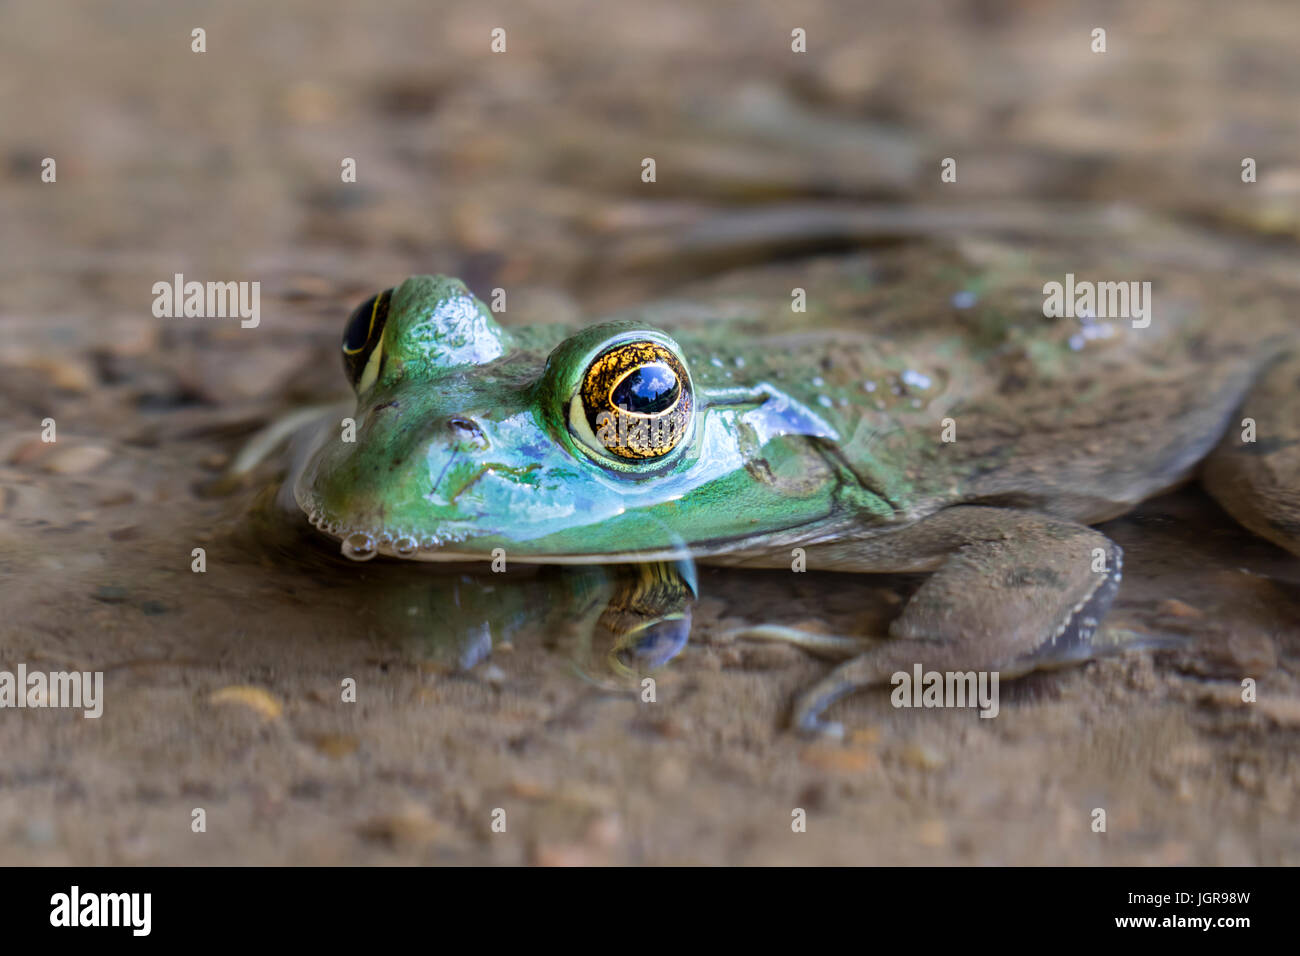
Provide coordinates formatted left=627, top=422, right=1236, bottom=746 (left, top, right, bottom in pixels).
left=292, top=266, right=1300, bottom=735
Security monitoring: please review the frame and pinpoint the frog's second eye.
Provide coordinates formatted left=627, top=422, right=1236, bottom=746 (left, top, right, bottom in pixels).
left=574, top=341, right=693, bottom=461
left=341, top=289, right=392, bottom=391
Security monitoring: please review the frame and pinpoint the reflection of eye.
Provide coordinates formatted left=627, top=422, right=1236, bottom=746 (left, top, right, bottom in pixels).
left=573, top=341, right=692, bottom=461
left=613, top=363, right=679, bottom=414
left=341, top=289, right=392, bottom=391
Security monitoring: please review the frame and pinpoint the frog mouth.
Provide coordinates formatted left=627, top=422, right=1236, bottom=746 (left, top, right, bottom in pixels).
left=297, top=458, right=534, bottom=561
left=301, top=504, right=482, bottom=562
left=301, top=503, right=700, bottom=565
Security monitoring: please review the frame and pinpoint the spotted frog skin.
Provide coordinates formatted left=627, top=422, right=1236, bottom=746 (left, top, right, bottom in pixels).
left=288, top=244, right=1300, bottom=733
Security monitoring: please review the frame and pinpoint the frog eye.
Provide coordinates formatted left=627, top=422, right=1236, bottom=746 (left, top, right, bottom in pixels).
left=341, top=289, right=393, bottom=392
left=570, top=340, right=693, bottom=462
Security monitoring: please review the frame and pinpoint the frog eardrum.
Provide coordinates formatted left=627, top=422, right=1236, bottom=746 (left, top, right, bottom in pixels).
left=572, top=340, right=693, bottom=461
left=341, top=289, right=393, bottom=392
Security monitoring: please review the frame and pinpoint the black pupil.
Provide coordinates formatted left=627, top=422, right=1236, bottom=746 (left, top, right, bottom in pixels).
left=341, top=289, right=392, bottom=387
left=612, top=363, right=679, bottom=414
left=343, top=292, right=383, bottom=352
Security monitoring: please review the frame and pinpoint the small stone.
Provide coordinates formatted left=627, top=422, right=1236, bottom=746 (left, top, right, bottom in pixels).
left=900, top=742, right=946, bottom=771
left=651, top=757, right=690, bottom=794
left=44, top=356, right=97, bottom=392
left=1157, top=598, right=1204, bottom=619
left=1258, top=697, right=1300, bottom=726
left=917, top=820, right=948, bottom=848
left=357, top=805, right=441, bottom=847
left=508, top=778, right=547, bottom=800
left=43, top=445, right=112, bottom=475
left=586, top=814, right=622, bottom=849
left=848, top=727, right=882, bottom=747
left=1224, top=631, right=1276, bottom=672
left=311, top=734, right=360, bottom=758
left=1233, top=763, right=1262, bottom=793
left=9, top=439, right=51, bottom=465
left=533, top=843, right=605, bottom=867
left=209, top=685, right=283, bottom=720
left=22, top=819, right=57, bottom=846
left=650, top=716, right=688, bottom=739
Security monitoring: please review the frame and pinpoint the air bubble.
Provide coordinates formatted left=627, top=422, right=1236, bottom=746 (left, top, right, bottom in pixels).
left=394, top=536, right=418, bottom=557
left=341, top=532, right=377, bottom=562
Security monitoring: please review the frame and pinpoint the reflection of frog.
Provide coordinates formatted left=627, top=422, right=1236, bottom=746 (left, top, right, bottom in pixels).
left=274, top=247, right=1299, bottom=735
left=366, top=562, right=696, bottom=691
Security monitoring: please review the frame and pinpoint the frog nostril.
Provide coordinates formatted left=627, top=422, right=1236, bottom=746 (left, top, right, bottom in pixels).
left=446, top=416, right=487, bottom=445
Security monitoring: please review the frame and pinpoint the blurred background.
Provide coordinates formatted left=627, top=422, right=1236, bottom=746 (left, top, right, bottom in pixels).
left=1, top=0, right=1298, bottom=864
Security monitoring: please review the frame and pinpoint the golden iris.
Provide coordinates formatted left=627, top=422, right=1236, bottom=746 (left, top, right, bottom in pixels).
left=580, top=342, right=691, bottom=460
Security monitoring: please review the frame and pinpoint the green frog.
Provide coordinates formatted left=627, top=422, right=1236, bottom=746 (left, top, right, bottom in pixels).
left=266, top=243, right=1300, bottom=735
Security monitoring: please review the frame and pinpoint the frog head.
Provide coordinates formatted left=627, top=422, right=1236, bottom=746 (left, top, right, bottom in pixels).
left=296, top=275, right=845, bottom=562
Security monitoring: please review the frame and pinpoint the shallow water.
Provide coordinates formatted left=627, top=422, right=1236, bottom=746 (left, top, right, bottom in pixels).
left=2, top=0, right=1299, bottom=864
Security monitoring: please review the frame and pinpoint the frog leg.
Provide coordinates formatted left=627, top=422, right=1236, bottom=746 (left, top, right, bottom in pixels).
left=1202, top=352, right=1300, bottom=557
left=785, top=506, right=1123, bottom=737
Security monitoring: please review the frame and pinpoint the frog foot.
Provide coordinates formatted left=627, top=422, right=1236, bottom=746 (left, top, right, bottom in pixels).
left=1202, top=351, right=1300, bottom=558
left=781, top=507, right=1127, bottom=737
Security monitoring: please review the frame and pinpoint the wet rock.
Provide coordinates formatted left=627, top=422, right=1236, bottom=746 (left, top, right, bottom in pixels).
left=43, top=445, right=112, bottom=474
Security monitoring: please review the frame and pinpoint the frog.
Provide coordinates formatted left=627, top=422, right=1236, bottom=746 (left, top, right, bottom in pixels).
left=271, top=241, right=1300, bottom=735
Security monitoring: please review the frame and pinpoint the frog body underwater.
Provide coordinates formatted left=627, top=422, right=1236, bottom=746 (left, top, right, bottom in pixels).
left=288, top=245, right=1300, bottom=734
